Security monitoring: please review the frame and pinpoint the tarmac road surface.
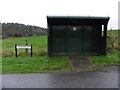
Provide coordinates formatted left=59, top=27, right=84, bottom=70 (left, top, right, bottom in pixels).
left=2, top=68, right=119, bottom=88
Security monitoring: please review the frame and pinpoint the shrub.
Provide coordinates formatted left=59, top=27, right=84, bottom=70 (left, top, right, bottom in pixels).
left=107, top=35, right=118, bottom=51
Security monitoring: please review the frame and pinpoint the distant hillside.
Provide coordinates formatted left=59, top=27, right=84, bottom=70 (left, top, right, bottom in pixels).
left=1, top=23, right=47, bottom=39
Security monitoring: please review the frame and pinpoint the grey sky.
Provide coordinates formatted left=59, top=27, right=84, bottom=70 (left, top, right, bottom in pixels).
left=0, top=0, right=119, bottom=29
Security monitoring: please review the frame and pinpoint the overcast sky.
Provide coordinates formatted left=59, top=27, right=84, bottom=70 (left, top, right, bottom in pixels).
left=0, top=0, right=119, bottom=29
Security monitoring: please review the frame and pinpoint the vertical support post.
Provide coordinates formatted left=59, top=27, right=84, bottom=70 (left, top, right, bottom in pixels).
left=31, top=45, right=32, bottom=57
left=103, top=24, right=107, bottom=55
left=48, top=25, right=52, bottom=56
left=48, top=26, right=50, bottom=56
left=25, top=40, right=28, bottom=54
left=15, top=44, right=17, bottom=57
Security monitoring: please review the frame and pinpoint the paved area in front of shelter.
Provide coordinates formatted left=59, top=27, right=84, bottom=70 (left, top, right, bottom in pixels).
left=69, top=56, right=93, bottom=71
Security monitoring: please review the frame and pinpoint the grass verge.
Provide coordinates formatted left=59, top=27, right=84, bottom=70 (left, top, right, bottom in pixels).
left=89, top=50, right=119, bottom=68
left=2, top=56, right=72, bottom=73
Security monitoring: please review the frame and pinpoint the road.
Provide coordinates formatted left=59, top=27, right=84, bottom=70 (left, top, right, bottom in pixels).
left=2, top=68, right=119, bottom=88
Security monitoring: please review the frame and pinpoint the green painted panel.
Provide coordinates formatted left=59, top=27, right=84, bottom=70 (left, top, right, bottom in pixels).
left=67, top=26, right=82, bottom=53
left=52, top=26, right=66, bottom=53
left=82, top=26, right=93, bottom=53
left=50, top=25, right=104, bottom=55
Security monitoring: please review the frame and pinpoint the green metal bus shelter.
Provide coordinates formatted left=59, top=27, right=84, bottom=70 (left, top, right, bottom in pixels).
left=47, top=16, right=110, bottom=56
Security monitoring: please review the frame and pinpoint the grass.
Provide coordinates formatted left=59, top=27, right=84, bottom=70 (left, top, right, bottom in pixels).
left=89, top=50, right=119, bottom=68
left=107, top=30, right=119, bottom=36
left=2, top=56, right=71, bottom=73
left=2, top=36, right=47, bottom=54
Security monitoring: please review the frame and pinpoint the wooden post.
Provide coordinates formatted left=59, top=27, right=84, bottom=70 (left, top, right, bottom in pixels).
left=25, top=40, right=28, bottom=54
left=15, top=44, right=17, bottom=57
left=31, top=45, right=32, bottom=57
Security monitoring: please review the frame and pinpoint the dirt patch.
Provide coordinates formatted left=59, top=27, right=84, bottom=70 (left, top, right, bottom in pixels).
left=69, top=56, right=94, bottom=71
left=43, top=67, right=61, bottom=70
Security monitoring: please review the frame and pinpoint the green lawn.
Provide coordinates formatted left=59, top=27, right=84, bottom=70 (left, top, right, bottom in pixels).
left=2, top=36, right=47, bottom=53
left=89, top=50, right=119, bottom=68
left=2, top=56, right=71, bottom=73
